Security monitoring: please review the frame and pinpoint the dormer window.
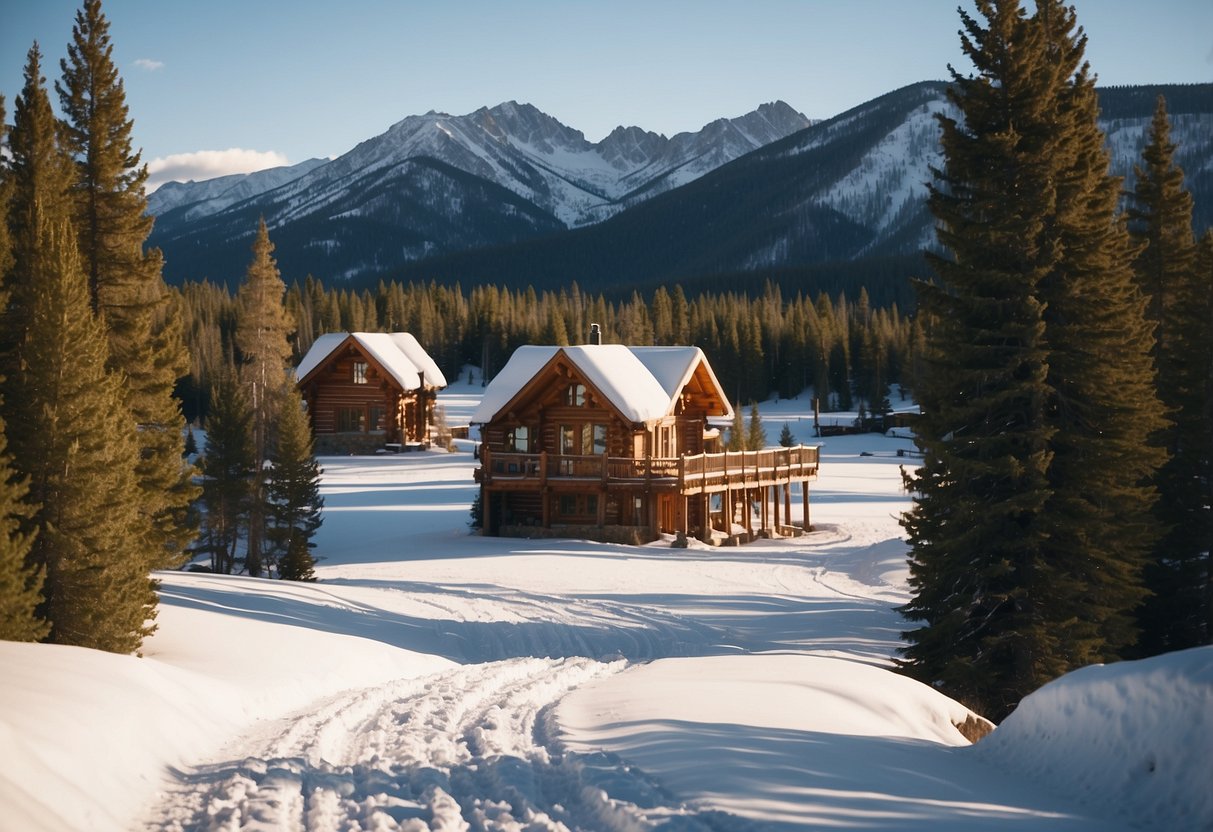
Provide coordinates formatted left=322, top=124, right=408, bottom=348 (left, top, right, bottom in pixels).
left=565, top=383, right=586, bottom=406
left=353, top=361, right=368, bottom=384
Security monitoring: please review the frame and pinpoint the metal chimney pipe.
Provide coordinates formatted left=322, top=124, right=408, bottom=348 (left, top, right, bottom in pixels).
left=589, top=323, right=601, bottom=345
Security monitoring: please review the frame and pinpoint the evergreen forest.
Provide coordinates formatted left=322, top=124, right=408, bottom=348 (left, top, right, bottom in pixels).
left=176, top=278, right=918, bottom=424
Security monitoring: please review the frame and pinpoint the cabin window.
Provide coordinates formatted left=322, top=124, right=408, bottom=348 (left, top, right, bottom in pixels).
left=560, top=423, right=607, bottom=455
left=506, top=426, right=530, bottom=452
left=557, top=494, right=598, bottom=519
left=369, top=406, right=385, bottom=431
left=565, top=383, right=587, bottom=406
left=336, top=407, right=364, bottom=432
left=657, top=425, right=675, bottom=457
left=353, top=361, right=368, bottom=384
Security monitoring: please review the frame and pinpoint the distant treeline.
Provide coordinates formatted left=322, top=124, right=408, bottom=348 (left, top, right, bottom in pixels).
left=177, top=277, right=921, bottom=423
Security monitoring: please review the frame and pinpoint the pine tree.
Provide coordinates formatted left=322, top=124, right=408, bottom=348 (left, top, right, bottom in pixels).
left=235, top=219, right=294, bottom=577
left=199, top=371, right=254, bottom=575
left=2, top=46, right=76, bottom=373
left=779, top=423, right=795, bottom=448
left=7, top=214, right=156, bottom=652
left=1128, top=97, right=1208, bottom=653
left=0, top=414, right=47, bottom=642
left=727, top=405, right=745, bottom=451
left=0, top=95, right=13, bottom=283
left=57, top=0, right=197, bottom=571
left=746, top=402, right=767, bottom=450
left=0, top=98, right=45, bottom=638
left=1033, top=0, right=1164, bottom=665
left=266, top=388, right=322, bottom=581
left=902, top=0, right=1101, bottom=717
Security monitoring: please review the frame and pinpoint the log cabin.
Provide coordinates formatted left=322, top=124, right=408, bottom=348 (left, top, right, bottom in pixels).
left=296, top=332, right=446, bottom=454
left=472, top=331, right=819, bottom=545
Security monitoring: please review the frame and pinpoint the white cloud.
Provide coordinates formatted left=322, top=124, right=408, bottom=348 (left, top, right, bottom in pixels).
left=133, top=58, right=164, bottom=71
left=146, top=148, right=290, bottom=192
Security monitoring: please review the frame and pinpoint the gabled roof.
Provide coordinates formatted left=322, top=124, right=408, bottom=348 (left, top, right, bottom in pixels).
left=470, top=344, right=731, bottom=425
left=295, top=332, right=446, bottom=390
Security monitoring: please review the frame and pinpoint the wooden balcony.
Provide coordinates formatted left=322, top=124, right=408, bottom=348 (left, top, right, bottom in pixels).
left=476, top=445, right=819, bottom=495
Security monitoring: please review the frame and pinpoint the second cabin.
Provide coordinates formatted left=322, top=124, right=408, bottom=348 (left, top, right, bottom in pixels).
left=296, top=332, right=446, bottom=454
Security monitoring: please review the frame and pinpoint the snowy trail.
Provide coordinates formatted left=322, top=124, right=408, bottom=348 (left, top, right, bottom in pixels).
left=147, top=657, right=700, bottom=831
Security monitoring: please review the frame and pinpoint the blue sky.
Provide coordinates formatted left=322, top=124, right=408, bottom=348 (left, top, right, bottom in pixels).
left=3, top=0, right=1211, bottom=189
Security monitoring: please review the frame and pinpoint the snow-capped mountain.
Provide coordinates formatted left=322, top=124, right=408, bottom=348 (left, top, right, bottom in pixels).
left=147, top=158, right=328, bottom=220
left=392, top=81, right=1213, bottom=296
left=157, top=101, right=808, bottom=229
left=150, top=84, right=1211, bottom=290
left=148, top=101, right=811, bottom=285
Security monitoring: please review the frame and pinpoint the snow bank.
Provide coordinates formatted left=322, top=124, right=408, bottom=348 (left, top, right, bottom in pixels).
left=557, top=655, right=1008, bottom=828
left=0, top=575, right=453, bottom=832
left=975, top=646, right=1213, bottom=832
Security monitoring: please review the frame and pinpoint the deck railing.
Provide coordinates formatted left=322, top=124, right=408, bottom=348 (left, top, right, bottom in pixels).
left=478, top=445, right=819, bottom=493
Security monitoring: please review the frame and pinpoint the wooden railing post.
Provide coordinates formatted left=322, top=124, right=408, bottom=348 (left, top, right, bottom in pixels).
left=481, top=445, right=491, bottom=483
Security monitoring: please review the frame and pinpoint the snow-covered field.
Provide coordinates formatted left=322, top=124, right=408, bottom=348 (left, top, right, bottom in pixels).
left=1, top=379, right=1210, bottom=831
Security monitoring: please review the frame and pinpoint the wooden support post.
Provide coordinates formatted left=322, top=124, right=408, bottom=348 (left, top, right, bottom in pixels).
left=773, top=484, right=781, bottom=535
left=784, top=483, right=791, bottom=532
left=482, top=488, right=492, bottom=536
left=803, top=479, right=811, bottom=531
left=701, top=492, right=711, bottom=542
left=745, top=488, right=753, bottom=537
left=724, top=484, right=732, bottom=535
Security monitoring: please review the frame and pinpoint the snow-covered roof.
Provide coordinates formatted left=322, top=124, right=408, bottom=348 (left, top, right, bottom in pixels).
left=295, top=332, right=445, bottom=391
left=388, top=333, right=448, bottom=389
left=471, top=344, right=721, bottom=425
left=629, top=347, right=707, bottom=400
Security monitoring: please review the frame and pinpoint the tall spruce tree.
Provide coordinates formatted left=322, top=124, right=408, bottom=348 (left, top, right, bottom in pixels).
left=1033, top=0, right=1164, bottom=667
left=2, top=46, right=76, bottom=373
left=0, top=91, right=47, bottom=641
left=266, top=388, right=322, bottom=581
left=57, top=0, right=197, bottom=570
left=235, top=219, right=294, bottom=577
left=1128, top=97, right=1209, bottom=653
left=4, top=45, right=159, bottom=651
left=899, top=0, right=1163, bottom=720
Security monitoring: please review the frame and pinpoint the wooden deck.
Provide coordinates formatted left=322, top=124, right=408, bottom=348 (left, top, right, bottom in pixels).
left=477, top=445, right=820, bottom=542
left=477, top=446, right=819, bottom=493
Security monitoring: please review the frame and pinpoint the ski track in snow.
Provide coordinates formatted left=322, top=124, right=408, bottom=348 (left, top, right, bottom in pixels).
left=147, top=657, right=733, bottom=832
left=142, top=429, right=916, bottom=830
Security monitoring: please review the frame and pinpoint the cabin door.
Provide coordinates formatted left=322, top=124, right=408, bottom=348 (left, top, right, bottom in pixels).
left=657, top=494, right=675, bottom=534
